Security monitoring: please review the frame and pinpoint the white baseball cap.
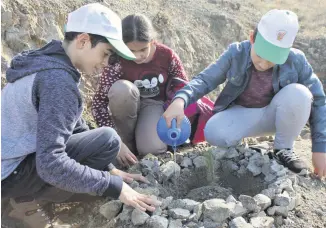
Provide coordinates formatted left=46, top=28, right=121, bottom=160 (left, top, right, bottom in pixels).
left=254, top=9, right=299, bottom=64
left=65, top=3, right=135, bottom=60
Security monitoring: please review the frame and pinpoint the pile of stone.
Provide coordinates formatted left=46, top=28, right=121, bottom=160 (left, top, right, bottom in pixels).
left=99, top=144, right=304, bottom=228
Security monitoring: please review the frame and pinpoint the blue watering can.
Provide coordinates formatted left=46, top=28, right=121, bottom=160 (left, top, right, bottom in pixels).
left=156, top=116, right=191, bottom=147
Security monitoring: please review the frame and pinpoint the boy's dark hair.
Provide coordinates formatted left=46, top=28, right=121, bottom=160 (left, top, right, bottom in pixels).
left=122, top=14, right=156, bottom=44
left=64, top=32, right=109, bottom=48
left=253, top=28, right=258, bottom=42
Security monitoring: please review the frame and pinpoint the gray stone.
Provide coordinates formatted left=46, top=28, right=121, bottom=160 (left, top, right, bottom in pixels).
left=169, top=208, right=191, bottom=219
left=249, top=153, right=265, bottom=167
left=168, top=219, right=183, bottom=228
left=225, top=160, right=240, bottom=171
left=161, top=196, right=173, bottom=210
left=140, top=159, right=154, bottom=169
left=130, top=180, right=139, bottom=189
left=253, top=194, right=272, bottom=210
left=193, top=203, right=203, bottom=221
left=211, top=147, right=228, bottom=160
left=134, top=186, right=160, bottom=196
left=274, top=191, right=290, bottom=206
left=160, top=161, right=181, bottom=181
left=239, top=159, right=249, bottom=167
left=99, top=200, right=123, bottom=220
left=180, top=157, right=193, bottom=168
left=248, top=211, right=267, bottom=218
left=268, top=178, right=294, bottom=193
left=180, top=199, right=200, bottom=211
left=202, top=199, right=231, bottom=223
left=185, top=221, right=200, bottom=228
left=226, top=195, right=237, bottom=204
left=247, top=162, right=262, bottom=176
left=269, top=161, right=284, bottom=174
left=239, top=195, right=259, bottom=212
left=228, top=202, right=248, bottom=217
left=229, top=217, right=254, bottom=228
left=193, top=156, right=208, bottom=169
left=131, top=208, right=150, bottom=225
left=237, top=165, right=248, bottom=175
left=267, top=206, right=288, bottom=217
left=264, top=174, right=276, bottom=182
left=118, top=205, right=133, bottom=222
left=153, top=206, right=163, bottom=216
left=260, top=188, right=277, bottom=200
left=226, top=147, right=240, bottom=158
left=250, top=216, right=274, bottom=228
left=274, top=216, right=284, bottom=226
left=146, top=215, right=169, bottom=228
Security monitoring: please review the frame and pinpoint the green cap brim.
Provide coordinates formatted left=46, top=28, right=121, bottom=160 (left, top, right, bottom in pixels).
left=254, top=31, right=290, bottom=65
left=106, top=38, right=136, bottom=60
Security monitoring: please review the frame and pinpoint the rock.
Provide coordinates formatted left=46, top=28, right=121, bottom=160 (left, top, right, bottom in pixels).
left=160, top=161, right=181, bottom=181
left=193, top=203, right=203, bottom=221
left=168, top=219, right=183, bottom=228
left=267, top=206, right=288, bottom=217
left=193, top=156, right=208, bottom=169
left=228, top=202, right=248, bottom=217
left=131, top=208, right=150, bottom=226
left=153, top=206, right=163, bottom=216
left=180, top=157, right=193, bottom=168
left=99, top=200, right=122, bottom=220
left=226, top=195, right=237, bottom=203
left=130, top=180, right=139, bottom=189
left=237, top=165, right=248, bottom=176
left=169, top=208, right=190, bottom=219
left=117, top=205, right=133, bottom=222
left=239, top=159, right=249, bottom=167
left=146, top=215, right=169, bottom=228
left=185, top=221, right=199, bottom=228
left=248, top=211, right=266, bottom=218
left=161, top=196, right=173, bottom=210
left=261, top=188, right=277, bottom=200
left=247, top=162, right=262, bottom=176
left=264, top=174, right=276, bottom=182
left=269, top=161, right=284, bottom=174
left=140, top=159, right=154, bottom=169
left=250, top=216, right=274, bottom=228
left=134, top=186, right=160, bottom=196
left=180, top=199, right=200, bottom=211
left=239, top=195, right=259, bottom=212
left=202, top=199, right=231, bottom=223
left=268, top=178, right=294, bottom=193
left=225, top=147, right=239, bottom=158
left=229, top=217, right=254, bottom=228
left=202, top=220, right=225, bottom=228
left=210, top=147, right=228, bottom=160
left=274, top=191, right=290, bottom=206
left=253, top=194, right=272, bottom=210
left=224, top=160, right=240, bottom=171
left=274, top=216, right=284, bottom=226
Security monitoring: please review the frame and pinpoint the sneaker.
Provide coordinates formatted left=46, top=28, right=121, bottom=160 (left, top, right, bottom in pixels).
left=273, top=149, right=308, bottom=173
left=8, top=198, right=71, bottom=228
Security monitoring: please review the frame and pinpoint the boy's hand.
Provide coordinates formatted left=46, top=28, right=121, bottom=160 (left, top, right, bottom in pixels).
left=163, top=98, right=185, bottom=128
left=110, top=168, right=149, bottom=184
left=119, top=182, right=161, bottom=212
left=312, top=152, right=326, bottom=178
left=117, top=142, right=138, bottom=167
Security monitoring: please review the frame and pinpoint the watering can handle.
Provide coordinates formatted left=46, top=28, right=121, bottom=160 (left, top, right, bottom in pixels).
left=171, top=118, right=177, bottom=129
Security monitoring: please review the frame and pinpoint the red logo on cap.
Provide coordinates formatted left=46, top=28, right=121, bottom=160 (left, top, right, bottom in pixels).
left=277, top=30, right=287, bottom=41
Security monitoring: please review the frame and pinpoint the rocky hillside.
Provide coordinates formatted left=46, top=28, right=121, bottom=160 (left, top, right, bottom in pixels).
left=2, top=0, right=326, bottom=115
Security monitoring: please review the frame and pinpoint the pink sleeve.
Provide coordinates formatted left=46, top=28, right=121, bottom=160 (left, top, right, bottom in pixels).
left=91, top=62, right=123, bottom=128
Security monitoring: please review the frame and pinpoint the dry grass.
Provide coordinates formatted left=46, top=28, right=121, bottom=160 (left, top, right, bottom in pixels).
left=246, top=0, right=326, bottom=37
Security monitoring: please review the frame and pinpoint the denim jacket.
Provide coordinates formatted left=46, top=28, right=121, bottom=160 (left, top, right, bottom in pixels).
left=175, top=40, right=326, bottom=153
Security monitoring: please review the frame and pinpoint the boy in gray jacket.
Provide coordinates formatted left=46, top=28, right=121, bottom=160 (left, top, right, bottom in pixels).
left=1, top=3, right=160, bottom=227
left=164, top=10, right=326, bottom=177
